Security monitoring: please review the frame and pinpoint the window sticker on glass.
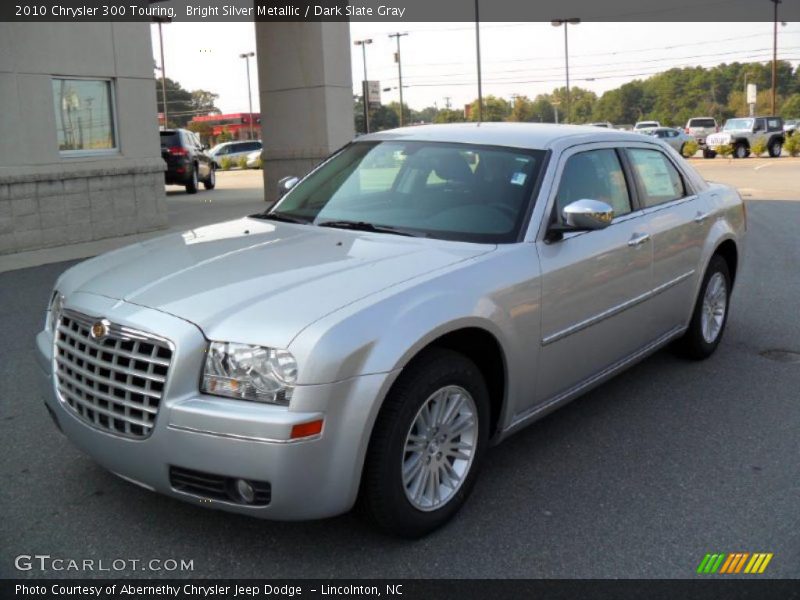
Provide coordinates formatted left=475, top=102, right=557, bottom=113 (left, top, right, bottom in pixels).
left=510, top=172, right=527, bottom=186
left=633, top=153, right=675, bottom=196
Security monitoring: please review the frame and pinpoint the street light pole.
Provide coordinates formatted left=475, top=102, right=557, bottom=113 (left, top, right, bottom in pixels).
left=770, top=0, right=781, bottom=116
left=388, top=32, right=408, bottom=126
left=239, top=52, right=256, bottom=140
left=552, top=18, right=580, bottom=123
left=474, top=0, right=483, bottom=122
left=354, top=39, right=373, bottom=133
left=154, top=17, right=170, bottom=128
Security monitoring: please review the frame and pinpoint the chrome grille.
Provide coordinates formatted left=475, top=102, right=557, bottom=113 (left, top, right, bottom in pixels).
left=54, top=310, right=173, bottom=439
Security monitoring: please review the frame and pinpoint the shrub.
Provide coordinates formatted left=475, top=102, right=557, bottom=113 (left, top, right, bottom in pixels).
left=219, top=156, right=233, bottom=171
left=237, top=155, right=249, bottom=169
left=681, top=140, right=698, bottom=158
left=784, top=134, right=800, bottom=157
left=750, top=140, right=767, bottom=157
left=715, top=144, right=733, bottom=157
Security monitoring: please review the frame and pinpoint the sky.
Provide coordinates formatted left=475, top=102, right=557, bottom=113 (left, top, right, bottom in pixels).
left=150, top=21, right=800, bottom=115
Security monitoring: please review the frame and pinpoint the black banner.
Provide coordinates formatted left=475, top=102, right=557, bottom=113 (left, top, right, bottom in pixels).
left=2, top=0, right=800, bottom=22
left=3, top=580, right=800, bottom=600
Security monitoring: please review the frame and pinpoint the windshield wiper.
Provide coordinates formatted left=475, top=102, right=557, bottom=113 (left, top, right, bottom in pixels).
left=316, top=220, right=422, bottom=237
left=250, top=211, right=310, bottom=224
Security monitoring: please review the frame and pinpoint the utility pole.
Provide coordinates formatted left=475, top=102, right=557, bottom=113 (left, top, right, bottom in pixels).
left=239, top=51, right=255, bottom=139
left=154, top=16, right=171, bottom=128
left=770, top=0, right=781, bottom=115
left=354, top=39, right=373, bottom=133
left=551, top=18, right=580, bottom=123
left=388, top=32, right=408, bottom=126
left=474, top=0, right=483, bottom=122
left=444, top=96, right=452, bottom=109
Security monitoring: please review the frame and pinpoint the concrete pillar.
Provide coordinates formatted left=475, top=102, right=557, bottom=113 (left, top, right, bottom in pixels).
left=255, top=22, right=354, bottom=204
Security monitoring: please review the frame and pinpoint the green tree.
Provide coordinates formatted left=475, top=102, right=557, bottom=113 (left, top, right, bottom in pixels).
left=550, top=86, right=597, bottom=123
left=780, top=93, right=800, bottom=118
left=508, top=95, right=535, bottom=122
left=467, top=95, right=511, bottom=122
left=155, top=78, right=220, bottom=127
left=354, top=98, right=400, bottom=134
left=433, top=108, right=465, bottom=123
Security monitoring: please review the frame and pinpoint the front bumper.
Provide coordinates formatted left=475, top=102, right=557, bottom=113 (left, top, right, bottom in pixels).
left=35, top=292, right=395, bottom=520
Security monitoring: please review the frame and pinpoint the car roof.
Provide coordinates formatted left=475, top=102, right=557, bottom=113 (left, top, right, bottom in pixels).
left=357, top=122, right=649, bottom=151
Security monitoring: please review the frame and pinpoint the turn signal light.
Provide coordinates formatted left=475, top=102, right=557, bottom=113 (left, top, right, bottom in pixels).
left=290, top=419, right=323, bottom=439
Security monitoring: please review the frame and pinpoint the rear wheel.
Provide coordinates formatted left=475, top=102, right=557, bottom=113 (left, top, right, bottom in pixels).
left=703, top=148, right=716, bottom=159
left=185, top=165, right=198, bottom=194
left=768, top=139, right=783, bottom=158
left=361, top=348, right=489, bottom=538
left=675, top=255, right=731, bottom=360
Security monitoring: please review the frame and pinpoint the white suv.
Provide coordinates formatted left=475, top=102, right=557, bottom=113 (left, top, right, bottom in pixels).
left=685, top=117, right=718, bottom=147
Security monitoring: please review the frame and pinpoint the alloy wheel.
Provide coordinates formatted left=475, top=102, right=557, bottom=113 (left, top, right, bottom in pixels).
left=701, top=272, right=727, bottom=344
left=402, top=385, right=478, bottom=512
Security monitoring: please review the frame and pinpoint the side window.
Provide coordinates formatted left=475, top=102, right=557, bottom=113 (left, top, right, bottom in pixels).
left=767, top=118, right=780, bottom=131
left=555, top=149, right=631, bottom=221
left=627, top=148, right=686, bottom=208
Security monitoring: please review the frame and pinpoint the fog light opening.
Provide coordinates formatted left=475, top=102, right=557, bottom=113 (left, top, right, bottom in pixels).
left=234, top=478, right=255, bottom=504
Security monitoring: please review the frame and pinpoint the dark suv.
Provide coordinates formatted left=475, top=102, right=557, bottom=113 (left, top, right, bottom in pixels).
left=160, top=129, right=216, bottom=194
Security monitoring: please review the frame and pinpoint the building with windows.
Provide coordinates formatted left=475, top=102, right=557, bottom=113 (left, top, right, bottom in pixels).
left=0, top=22, right=168, bottom=255
left=188, top=113, right=262, bottom=142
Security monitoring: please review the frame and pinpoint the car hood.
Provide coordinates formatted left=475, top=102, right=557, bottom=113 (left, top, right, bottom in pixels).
left=59, top=218, right=494, bottom=348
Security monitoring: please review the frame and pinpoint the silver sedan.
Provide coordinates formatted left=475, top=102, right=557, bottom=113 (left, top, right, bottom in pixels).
left=36, top=123, right=745, bottom=537
left=642, top=126, right=697, bottom=155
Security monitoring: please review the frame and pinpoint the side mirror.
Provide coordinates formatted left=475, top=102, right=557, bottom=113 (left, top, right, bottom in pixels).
left=277, top=175, right=299, bottom=198
left=561, top=199, right=614, bottom=230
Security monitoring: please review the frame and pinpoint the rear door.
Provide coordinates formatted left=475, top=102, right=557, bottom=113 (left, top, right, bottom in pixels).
left=534, top=145, right=655, bottom=403
left=623, top=146, right=709, bottom=334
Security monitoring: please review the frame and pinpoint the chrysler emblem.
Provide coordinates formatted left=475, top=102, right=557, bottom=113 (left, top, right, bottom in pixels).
left=90, top=319, right=110, bottom=340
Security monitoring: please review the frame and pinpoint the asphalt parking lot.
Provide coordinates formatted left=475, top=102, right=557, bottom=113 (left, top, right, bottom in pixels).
left=1, top=163, right=799, bottom=579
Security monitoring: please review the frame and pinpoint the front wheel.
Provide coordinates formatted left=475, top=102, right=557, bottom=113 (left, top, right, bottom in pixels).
left=361, top=348, right=489, bottom=538
left=675, top=255, right=731, bottom=360
left=185, top=166, right=199, bottom=194
left=203, top=166, right=216, bottom=190
left=734, top=143, right=749, bottom=159
left=703, top=148, right=717, bottom=159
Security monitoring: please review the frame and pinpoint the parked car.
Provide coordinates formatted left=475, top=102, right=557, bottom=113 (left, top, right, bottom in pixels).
left=160, top=129, right=215, bottom=194
left=588, top=121, right=614, bottom=128
left=643, top=127, right=696, bottom=155
left=684, top=117, right=718, bottom=146
left=209, top=140, right=262, bottom=167
left=634, top=120, right=661, bottom=131
left=245, top=150, right=262, bottom=169
left=705, top=116, right=785, bottom=158
left=37, top=123, right=745, bottom=537
left=784, top=119, right=798, bottom=137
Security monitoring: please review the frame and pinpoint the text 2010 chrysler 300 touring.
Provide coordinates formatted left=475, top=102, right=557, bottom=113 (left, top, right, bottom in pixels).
left=36, top=123, right=745, bottom=537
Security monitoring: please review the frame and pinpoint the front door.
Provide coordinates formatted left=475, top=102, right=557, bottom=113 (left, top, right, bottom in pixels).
left=534, top=146, right=655, bottom=404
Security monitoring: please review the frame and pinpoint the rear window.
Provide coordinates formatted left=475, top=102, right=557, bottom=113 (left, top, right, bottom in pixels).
left=160, top=131, right=181, bottom=146
left=689, top=118, right=716, bottom=128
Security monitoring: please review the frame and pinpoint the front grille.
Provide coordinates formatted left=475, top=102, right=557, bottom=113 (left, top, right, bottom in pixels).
left=54, top=310, right=173, bottom=439
left=170, top=466, right=272, bottom=506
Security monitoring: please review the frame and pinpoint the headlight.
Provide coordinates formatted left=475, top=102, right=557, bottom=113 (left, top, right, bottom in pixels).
left=201, top=342, right=297, bottom=405
left=47, top=291, right=64, bottom=334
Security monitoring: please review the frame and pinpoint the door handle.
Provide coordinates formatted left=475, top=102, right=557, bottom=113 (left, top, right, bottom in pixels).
left=694, top=211, right=711, bottom=223
left=627, top=232, right=650, bottom=247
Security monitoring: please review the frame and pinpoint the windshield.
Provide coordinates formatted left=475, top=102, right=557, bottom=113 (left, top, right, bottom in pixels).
left=689, top=118, right=716, bottom=128
left=265, top=141, right=546, bottom=243
left=724, top=118, right=753, bottom=131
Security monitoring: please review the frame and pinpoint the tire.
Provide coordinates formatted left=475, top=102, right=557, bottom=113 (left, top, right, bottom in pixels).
left=361, top=348, right=490, bottom=538
left=203, top=166, right=216, bottom=190
left=679, top=143, right=686, bottom=157
left=768, top=139, right=782, bottom=158
left=703, top=149, right=716, bottom=159
left=674, top=255, right=731, bottom=360
left=185, top=165, right=199, bottom=194
left=734, top=143, right=749, bottom=159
